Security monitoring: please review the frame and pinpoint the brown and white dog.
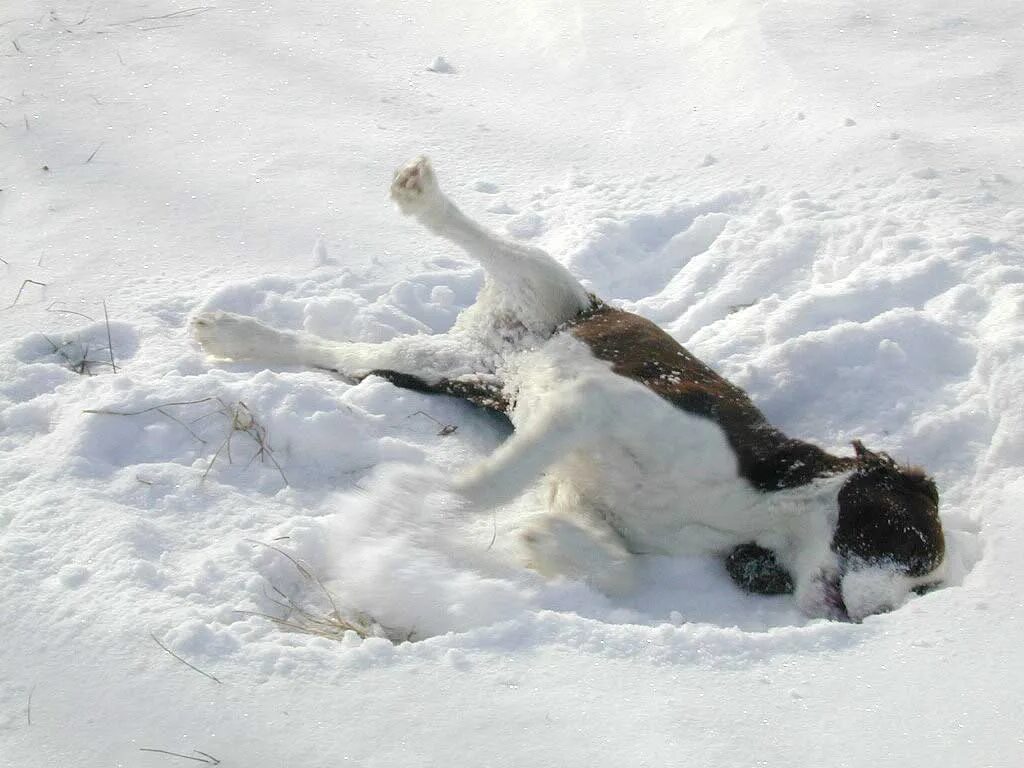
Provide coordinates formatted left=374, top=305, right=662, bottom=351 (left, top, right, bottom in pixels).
left=192, top=156, right=945, bottom=621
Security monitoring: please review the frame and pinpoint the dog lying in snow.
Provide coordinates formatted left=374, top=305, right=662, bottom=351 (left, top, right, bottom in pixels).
left=192, top=156, right=946, bottom=621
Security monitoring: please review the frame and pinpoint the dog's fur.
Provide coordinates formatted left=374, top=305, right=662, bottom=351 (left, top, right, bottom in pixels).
left=192, top=156, right=946, bottom=621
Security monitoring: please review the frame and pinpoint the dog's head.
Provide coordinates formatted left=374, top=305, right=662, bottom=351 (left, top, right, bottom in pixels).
left=829, top=441, right=945, bottom=620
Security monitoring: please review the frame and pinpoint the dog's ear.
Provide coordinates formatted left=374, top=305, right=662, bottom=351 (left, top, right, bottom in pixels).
left=851, top=440, right=897, bottom=470
left=901, top=464, right=940, bottom=507
left=851, top=440, right=873, bottom=462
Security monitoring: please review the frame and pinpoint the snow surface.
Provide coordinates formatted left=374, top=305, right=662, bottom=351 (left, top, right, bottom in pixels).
left=2, top=1, right=1023, bottom=765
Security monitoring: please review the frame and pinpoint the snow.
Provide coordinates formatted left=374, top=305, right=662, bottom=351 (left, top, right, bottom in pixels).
left=2, top=0, right=1023, bottom=765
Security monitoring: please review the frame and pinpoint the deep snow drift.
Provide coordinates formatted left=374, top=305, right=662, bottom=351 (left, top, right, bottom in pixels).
left=2, top=1, right=1023, bottom=766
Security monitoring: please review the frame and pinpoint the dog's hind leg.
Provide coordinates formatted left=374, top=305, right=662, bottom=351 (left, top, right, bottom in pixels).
left=191, top=310, right=494, bottom=385
left=521, top=509, right=638, bottom=596
left=390, top=156, right=592, bottom=335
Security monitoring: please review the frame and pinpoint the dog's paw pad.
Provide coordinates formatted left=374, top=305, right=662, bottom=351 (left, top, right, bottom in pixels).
left=390, top=155, right=442, bottom=215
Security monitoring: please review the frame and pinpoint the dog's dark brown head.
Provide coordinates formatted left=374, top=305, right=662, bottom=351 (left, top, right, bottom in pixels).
left=833, top=441, right=944, bottom=576
left=727, top=441, right=945, bottom=621
left=826, top=441, right=945, bottom=619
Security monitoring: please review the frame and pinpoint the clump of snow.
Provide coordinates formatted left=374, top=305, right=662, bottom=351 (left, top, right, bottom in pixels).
left=486, top=200, right=517, bottom=214
left=427, top=55, right=455, bottom=73
left=506, top=210, right=545, bottom=239
left=312, top=237, right=335, bottom=267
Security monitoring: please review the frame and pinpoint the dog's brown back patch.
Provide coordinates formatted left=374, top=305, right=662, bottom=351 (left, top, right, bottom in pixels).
left=566, top=302, right=854, bottom=491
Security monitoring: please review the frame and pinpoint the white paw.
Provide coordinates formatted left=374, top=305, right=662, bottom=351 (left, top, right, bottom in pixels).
left=520, top=516, right=637, bottom=597
left=191, top=310, right=281, bottom=361
left=390, top=155, right=444, bottom=216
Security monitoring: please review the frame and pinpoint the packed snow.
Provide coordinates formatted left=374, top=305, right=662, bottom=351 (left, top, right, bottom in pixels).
left=2, top=1, right=1023, bottom=766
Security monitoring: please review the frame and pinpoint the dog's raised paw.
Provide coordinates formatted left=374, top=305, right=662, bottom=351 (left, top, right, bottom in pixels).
left=390, top=155, right=442, bottom=215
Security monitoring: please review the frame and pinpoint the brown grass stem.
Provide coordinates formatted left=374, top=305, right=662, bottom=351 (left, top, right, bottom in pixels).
left=150, top=633, right=222, bottom=684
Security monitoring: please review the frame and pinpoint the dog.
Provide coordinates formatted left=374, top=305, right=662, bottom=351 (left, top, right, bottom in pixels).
left=192, top=156, right=946, bottom=621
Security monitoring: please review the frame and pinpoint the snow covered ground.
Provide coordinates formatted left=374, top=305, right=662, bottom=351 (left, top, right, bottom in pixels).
left=2, top=1, right=1023, bottom=765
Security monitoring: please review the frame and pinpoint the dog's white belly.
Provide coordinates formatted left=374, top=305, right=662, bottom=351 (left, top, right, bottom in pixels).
left=505, top=335, right=816, bottom=557
left=552, top=415, right=777, bottom=556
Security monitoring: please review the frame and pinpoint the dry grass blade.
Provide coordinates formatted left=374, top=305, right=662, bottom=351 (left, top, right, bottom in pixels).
left=201, top=432, right=233, bottom=482
left=84, top=397, right=215, bottom=416
left=202, top=400, right=288, bottom=486
left=138, top=748, right=220, bottom=765
left=243, top=540, right=394, bottom=641
left=150, top=632, right=222, bottom=684
left=408, top=409, right=458, bottom=436
left=26, top=685, right=34, bottom=725
left=5, top=278, right=46, bottom=309
left=102, top=299, right=117, bottom=372
left=486, top=510, right=498, bottom=551
left=114, top=6, right=214, bottom=26
left=246, top=539, right=312, bottom=579
left=156, top=408, right=207, bottom=443
left=42, top=334, right=115, bottom=376
left=85, top=142, right=103, bottom=163
left=46, top=301, right=95, bottom=321
left=77, top=342, right=90, bottom=375
left=84, top=397, right=286, bottom=484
